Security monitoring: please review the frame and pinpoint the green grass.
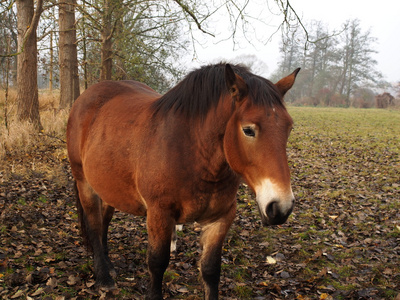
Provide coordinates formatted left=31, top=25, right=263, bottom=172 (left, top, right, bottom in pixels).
left=1, top=106, right=399, bottom=299
left=17, top=198, right=27, bottom=205
left=37, top=195, right=48, bottom=204
left=233, top=285, right=253, bottom=298
left=164, top=270, right=180, bottom=281
left=238, top=106, right=400, bottom=297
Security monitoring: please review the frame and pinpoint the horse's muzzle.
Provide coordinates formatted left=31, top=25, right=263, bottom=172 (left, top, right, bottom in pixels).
left=259, top=199, right=294, bottom=226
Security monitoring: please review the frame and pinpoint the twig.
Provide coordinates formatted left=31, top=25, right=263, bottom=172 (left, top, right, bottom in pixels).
left=41, top=133, right=67, bottom=144
left=173, top=0, right=215, bottom=37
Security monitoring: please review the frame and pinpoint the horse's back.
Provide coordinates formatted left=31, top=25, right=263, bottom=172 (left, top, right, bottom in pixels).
left=67, top=80, right=159, bottom=180
left=69, top=80, right=158, bottom=118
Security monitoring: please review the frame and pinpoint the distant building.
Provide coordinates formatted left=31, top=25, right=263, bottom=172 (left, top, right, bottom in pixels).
left=375, top=92, right=394, bottom=108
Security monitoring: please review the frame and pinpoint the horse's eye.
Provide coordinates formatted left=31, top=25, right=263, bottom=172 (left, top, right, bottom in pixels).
left=242, top=127, right=256, bottom=137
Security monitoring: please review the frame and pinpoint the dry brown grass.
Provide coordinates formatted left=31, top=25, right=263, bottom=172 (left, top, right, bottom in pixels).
left=0, top=89, right=68, bottom=161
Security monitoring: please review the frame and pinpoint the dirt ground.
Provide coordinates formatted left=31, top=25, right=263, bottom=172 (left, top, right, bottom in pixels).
left=1, top=107, right=400, bottom=299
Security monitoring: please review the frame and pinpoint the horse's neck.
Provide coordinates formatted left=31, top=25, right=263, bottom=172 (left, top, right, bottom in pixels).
left=190, top=104, right=234, bottom=181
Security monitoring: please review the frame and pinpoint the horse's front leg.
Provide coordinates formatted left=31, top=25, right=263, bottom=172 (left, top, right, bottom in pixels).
left=200, top=203, right=236, bottom=300
left=146, top=210, right=175, bottom=300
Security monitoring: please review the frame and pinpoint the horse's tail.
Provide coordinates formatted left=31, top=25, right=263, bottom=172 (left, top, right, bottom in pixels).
left=74, top=180, right=92, bottom=252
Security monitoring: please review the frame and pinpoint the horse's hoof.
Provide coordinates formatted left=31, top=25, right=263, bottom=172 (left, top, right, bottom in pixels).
left=145, top=294, right=163, bottom=300
left=99, top=284, right=118, bottom=292
left=95, top=277, right=116, bottom=290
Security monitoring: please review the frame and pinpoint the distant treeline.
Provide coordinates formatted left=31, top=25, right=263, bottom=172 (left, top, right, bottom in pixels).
left=271, top=19, right=399, bottom=108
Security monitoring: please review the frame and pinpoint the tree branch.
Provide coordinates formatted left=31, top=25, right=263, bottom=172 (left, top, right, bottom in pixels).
left=283, top=0, right=346, bottom=50
left=173, top=0, right=215, bottom=37
left=0, top=0, right=44, bottom=58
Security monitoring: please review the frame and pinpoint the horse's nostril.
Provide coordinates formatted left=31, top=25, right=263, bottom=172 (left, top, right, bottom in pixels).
left=266, top=201, right=279, bottom=220
left=265, top=200, right=293, bottom=225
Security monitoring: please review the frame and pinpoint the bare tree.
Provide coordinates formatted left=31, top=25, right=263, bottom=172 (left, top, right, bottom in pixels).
left=16, top=0, right=43, bottom=129
left=274, top=18, right=382, bottom=107
left=0, top=3, right=18, bottom=85
left=74, top=0, right=307, bottom=89
left=339, top=19, right=380, bottom=106
left=59, top=0, right=80, bottom=109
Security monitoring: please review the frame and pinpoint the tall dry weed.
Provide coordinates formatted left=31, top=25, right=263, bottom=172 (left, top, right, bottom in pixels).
left=0, top=89, right=68, bottom=161
left=0, top=119, right=37, bottom=159
left=41, top=109, right=69, bottom=139
left=39, top=89, right=60, bottom=111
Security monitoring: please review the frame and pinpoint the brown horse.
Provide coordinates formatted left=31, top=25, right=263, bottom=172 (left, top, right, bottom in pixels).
left=67, top=63, right=300, bottom=300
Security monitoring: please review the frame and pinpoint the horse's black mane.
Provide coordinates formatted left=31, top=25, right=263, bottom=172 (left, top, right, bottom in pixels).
left=152, top=63, right=283, bottom=119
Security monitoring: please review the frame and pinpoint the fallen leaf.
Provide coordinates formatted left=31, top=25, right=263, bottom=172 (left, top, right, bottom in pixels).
left=178, top=286, right=189, bottom=293
left=266, top=256, right=276, bottom=264
left=86, top=280, right=96, bottom=287
left=46, top=277, right=58, bottom=288
left=320, top=293, right=333, bottom=300
left=31, top=287, right=44, bottom=296
left=14, top=251, right=23, bottom=258
left=67, top=275, right=78, bottom=285
left=34, top=248, right=43, bottom=256
left=11, top=290, right=24, bottom=299
left=383, top=268, right=392, bottom=275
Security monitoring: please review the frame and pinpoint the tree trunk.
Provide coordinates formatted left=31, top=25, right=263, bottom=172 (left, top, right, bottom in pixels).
left=114, top=18, right=126, bottom=80
left=308, top=48, right=317, bottom=98
left=49, top=30, right=53, bottom=92
left=345, top=60, right=353, bottom=107
left=100, top=30, right=113, bottom=81
left=59, top=0, right=80, bottom=109
left=82, top=17, right=88, bottom=90
left=16, top=0, right=43, bottom=129
left=100, top=0, right=113, bottom=81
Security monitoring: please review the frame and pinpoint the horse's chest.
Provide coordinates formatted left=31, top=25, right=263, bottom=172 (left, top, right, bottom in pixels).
left=178, top=178, right=239, bottom=223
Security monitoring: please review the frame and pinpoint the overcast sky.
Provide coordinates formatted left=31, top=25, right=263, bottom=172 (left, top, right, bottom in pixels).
left=188, top=0, right=400, bottom=83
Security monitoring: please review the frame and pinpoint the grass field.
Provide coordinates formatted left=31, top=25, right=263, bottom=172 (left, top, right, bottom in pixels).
left=0, top=105, right=399, bottom=299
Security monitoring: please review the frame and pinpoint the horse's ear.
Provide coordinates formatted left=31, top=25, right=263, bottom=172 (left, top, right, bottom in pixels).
left=225, top=64, right=248, bottom=101
left=275, top=68, right=301, bottom=97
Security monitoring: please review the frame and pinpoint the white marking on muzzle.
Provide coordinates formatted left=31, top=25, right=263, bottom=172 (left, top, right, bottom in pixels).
left=255, top=179, right=294, bottom=223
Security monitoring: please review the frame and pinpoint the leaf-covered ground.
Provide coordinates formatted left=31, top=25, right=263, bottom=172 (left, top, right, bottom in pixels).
left=1, top=107, right=399, bottom=299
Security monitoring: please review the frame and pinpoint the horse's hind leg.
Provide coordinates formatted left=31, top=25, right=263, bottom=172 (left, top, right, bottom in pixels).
left=170, top=224, right=183, bottom=253
left=199, top=204, right=236, bottom=300
left=101, top=203, right=116, bottom=277
left=76, top=180, right=115, bottom=288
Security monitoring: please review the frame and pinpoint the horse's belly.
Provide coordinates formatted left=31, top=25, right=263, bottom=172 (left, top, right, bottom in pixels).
left=83, top=164, right=147, bottom=216
left=104, top=194, right=147, bottom=216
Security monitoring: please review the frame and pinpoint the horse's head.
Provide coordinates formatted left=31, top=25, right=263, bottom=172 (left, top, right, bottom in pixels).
left=223, top=64, right=300, bottom=226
